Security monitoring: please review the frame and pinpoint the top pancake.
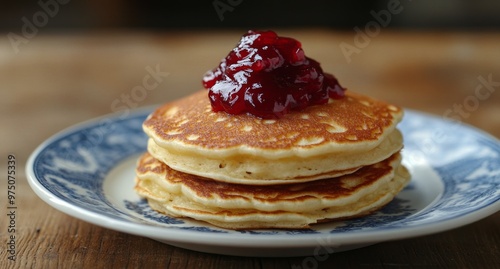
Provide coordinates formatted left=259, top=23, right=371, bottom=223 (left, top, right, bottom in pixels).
left=143, top=90, right=403, bottom=159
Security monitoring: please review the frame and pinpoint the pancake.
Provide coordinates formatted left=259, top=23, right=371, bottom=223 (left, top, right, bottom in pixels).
left=135, top=152, right=410, bottom=229
left=147, top=129, right=402, bottom=184
left=143, top=90, right=404, bottom=183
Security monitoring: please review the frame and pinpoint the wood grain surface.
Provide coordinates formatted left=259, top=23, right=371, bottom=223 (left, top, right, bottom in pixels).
left=0, top=30, right=499, bottom=268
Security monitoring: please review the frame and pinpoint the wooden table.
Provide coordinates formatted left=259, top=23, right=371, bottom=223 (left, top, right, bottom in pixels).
left=1, top=30, right=499, bottom=268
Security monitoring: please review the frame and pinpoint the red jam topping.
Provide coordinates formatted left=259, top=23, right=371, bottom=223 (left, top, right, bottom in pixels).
left=202, top=30, right=346, bottom=118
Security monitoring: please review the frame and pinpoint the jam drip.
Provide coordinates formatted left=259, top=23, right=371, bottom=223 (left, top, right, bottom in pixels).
left=202, top=30, right=345, bottom=118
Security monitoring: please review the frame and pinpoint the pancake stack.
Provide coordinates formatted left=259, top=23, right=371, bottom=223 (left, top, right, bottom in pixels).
left=134, top=90, right=410, bottom=229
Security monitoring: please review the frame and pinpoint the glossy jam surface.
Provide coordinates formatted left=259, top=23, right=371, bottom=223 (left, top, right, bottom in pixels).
left=203, top=30, right=345, bottom=118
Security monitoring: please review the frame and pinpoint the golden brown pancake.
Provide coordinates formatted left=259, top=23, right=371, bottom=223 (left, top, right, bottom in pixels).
left=135, top=152, right=410, bottom=229
left=136, top=89, right=409, bottom=229
left=143, top=90, right=404, bottom=183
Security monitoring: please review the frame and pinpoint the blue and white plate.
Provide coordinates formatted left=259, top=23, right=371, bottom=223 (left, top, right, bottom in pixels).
left=26, top=107, right=500, bottom=257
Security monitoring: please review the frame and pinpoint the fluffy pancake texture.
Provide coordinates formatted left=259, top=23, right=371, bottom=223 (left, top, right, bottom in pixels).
left=135, top=152, right=410, bottom=229
left=143, top=90, right=404, bottom=184
left=135, top=90, right=409, bottom=229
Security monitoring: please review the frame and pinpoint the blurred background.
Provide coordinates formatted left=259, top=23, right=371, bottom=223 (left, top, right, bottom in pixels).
left=1, top=0, right=499, bottom=160
left=0, top=3, right=499, bottom=264
left=1, top=0, right=500, bottom=31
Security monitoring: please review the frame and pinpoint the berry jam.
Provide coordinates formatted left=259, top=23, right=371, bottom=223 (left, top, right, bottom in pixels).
left=202, top=30, right=346, bottom=118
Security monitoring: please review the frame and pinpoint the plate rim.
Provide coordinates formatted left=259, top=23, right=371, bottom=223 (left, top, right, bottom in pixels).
left=26, top=107, right=500, bottom=248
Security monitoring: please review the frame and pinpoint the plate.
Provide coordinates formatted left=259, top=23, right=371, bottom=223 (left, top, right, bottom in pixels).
left=26, top=107, right=500, bottom=257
